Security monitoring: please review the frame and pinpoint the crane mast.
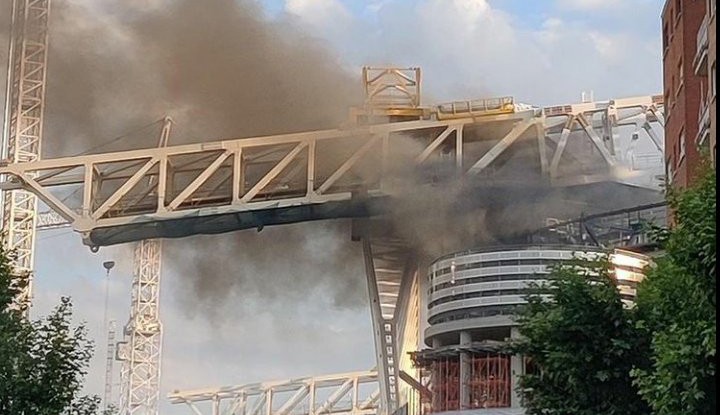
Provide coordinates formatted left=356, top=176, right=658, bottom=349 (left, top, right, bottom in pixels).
left=117, top=239, right=163, bottom=415
left=117, top=117, right=171, bottom=415
left=1, top=0, right=51, bottom=313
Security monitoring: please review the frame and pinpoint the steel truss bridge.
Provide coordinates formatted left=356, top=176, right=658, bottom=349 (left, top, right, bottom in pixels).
left=168, top=371, right=381, bottom=415
left=2, top=94, right=664, bottom=248
left=2, top=64, right=666, bottom=415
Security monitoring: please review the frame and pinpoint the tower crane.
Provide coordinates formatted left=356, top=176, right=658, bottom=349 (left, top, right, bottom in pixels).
left=2, top=0, right=166, bottom=408
left=1, top=0, right=51, bottom=314
left=117, top=117, right=171, bottom=415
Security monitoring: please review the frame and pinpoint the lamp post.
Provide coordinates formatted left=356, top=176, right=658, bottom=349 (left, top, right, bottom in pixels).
left=102, top=260, right=115, bottom=412
left=102, top=261, right=115, bottom=333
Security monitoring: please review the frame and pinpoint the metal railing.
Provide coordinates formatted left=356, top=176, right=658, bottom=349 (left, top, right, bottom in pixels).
left=694, top=15, right=709, bottom=74
left=435, top=97, right=515, bottom=120
left=697, top=94, right=711, bottom=145
left=631, top=153, right=664, bottom=171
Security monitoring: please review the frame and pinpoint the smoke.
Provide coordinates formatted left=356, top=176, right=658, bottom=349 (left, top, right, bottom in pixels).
left=0, top=0, right=369, bottom=318
left=164, top=220, right=367, bottom=324
left=41, top=0, right=359, bottom=157
left=1, top=0, right=663, bottom=320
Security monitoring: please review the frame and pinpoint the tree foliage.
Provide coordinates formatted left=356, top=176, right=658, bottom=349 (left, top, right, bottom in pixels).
left=512, top=166, right=716, bottom=414
left=511, top=257, right=649, bottom=415
left=0, top=246, right=102, bottom=415
left=632, top=167, right=716, bottom=415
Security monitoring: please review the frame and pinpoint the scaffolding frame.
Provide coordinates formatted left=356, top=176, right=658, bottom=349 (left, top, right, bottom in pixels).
left=414, top=351, right=511, bottom=413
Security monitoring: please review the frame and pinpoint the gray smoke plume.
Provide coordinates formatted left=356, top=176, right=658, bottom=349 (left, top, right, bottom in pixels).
left=41, top=0, right=360, bottom=157
left=0, top=0, right=662, bottom=320
left=1, top=0, right=368, bottom=317
left=164, top=219, right=367, bottom=322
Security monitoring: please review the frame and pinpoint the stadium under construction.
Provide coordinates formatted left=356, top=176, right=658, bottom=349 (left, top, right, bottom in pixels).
left=1, top=3, right=667, bottom=414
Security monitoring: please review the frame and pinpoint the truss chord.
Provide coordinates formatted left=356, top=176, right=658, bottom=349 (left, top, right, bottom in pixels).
left=2, top=93, right=664, bottom=248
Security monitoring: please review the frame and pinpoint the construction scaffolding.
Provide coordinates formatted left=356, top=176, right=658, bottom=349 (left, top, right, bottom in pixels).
left=467, top=355, right=511, bottom=409
left=0, top=54, right=666, bottom=414
left=412, top=346, right=512, bottom=413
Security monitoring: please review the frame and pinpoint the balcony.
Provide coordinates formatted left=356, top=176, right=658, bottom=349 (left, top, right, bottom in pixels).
left=694, top=16, right=709, bottom=75
left=697, top=95, right=710, bottom=146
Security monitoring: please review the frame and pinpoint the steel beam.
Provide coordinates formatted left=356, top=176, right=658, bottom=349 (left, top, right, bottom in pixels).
left=363, top=239, right=398, bottom=415
left=169, top=371, right=379, bottom=415
left=466, top=118, right=538, bottom=175
left=0, top=95, right=664, bottom=247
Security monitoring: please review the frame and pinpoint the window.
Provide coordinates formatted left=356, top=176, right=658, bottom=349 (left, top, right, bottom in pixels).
left=676, top=0, right=682, bottom=17
left=666, top=159, right=674, bottom=185
left=679, top=129, right=686, bottom=161
left=663, top=23, right=670, bottom=50
left=712, top=63, right=717, bottom=98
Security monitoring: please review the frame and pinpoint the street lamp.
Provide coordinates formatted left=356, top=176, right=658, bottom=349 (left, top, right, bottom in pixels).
left=102, top=260, right=116, bottom=412
left=103, top=261, right=115, bottom=274
left=102, top=261, right=115, bottom=335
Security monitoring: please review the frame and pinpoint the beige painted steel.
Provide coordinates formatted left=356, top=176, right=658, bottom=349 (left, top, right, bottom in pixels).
left=117, top=239, right=163, bottom=415
left=169, top=371, right=380, bottom=415
left=117, top=117, right=171, bottom=415
left=0, top=95, right=666, bottom=249
left=1, top=0, right=51, bottom=313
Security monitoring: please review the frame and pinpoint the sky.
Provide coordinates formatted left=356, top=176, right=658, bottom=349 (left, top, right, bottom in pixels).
left=1, top=0, right=666, bottom=414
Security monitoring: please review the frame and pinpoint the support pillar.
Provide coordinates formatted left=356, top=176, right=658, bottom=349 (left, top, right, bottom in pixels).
left=459, top=331, right=472, bottom=410
left=510, top=327, right=523, bottom=408
left=363, top=239, right=399, bottom=415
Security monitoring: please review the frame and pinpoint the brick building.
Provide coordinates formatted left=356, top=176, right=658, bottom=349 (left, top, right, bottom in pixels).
left=693, top=0, right=716, bottom=166
left=661, top=0, right=712, bottom=189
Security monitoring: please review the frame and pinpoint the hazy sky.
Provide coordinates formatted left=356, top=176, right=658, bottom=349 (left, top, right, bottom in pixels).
left=1, top=0, right=665, bottom=413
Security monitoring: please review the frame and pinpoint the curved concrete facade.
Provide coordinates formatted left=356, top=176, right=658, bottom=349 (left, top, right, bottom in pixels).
left=424, top=245, right=648, bottom=347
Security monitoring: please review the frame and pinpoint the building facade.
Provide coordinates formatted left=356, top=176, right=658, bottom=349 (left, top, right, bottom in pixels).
left=662, top=0, right=710, bottom=188
left=693, top=0, right=716, bottom=166
left=412, top=246, right=649, bottom=414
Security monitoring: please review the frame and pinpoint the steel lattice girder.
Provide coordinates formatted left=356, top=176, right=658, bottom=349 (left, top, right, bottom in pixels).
left=1, top=0, right=51, bottom=312
left=359, top=231, right=424, bottom=415
left=168, top=371, right=380, bottom=415
left=1, top=95, right=664, bottom=248
left=117, top=239, right=163, bottom=415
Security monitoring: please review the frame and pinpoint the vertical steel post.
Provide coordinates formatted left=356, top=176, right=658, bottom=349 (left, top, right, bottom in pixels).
left=363, top=239, right=398, bottom=415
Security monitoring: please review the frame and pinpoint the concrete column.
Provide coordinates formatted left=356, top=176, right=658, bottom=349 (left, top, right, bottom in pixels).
left=510, top=327, right=523, bottom=408
left=430, top=337, right=442, bottom=412
left=432, top=337, right=442, bottom=349
left=459, top=331, right=472, bottom=410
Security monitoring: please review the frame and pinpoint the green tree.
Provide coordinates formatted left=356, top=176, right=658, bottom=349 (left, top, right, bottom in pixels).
left=0, top=246, right=103, bottom=414
left=632, top=167, right=716, bottom=415
left=511, top=256, right=649, bottom=415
